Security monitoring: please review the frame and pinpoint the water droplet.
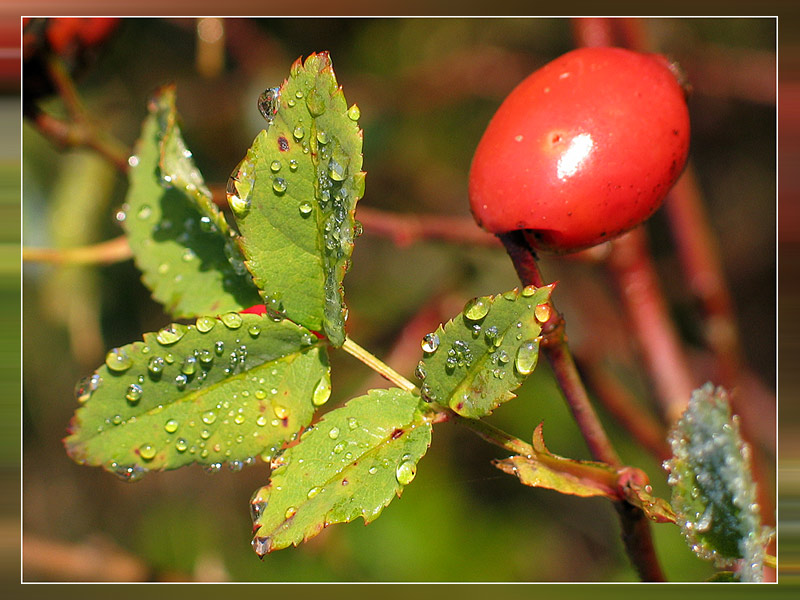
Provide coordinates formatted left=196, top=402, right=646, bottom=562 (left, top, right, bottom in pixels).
left=146, top=356, right=164, bottom=376
left=156, top=324, right=187, bottom=345
left=182, top=248, right=196, bottom=262
left=175, top=438, right=188, bottom=452
left=293, top=125, right=305, bottom=140
left=137, top=205, right=151, bottom=220
left=535, top=303, right=552, bottom=323
left=105, top=348, right=132, bottom=372
left=312, top=374, right=332, bottom=406
left=316, top=130, right=328, bottom=145
left=115, top=209, right=127, bottom=222
left=521, top=285, right=537, bottom=297
left=515, top=338, right=541, bottom=375
left=139, top=444, right=157, bottom=461
left=256, top=415, right=268, bottom=427
left=305, top=89, right=326, bottom=116
left=272, top=177, right=287, bottom=194
left=214, top=341, right=225, bottom=355
left=157, top=262, right=169, bottom=275
left=175, top=374, right=188, bottom=390
left=289, top=159, right=298, bottom=172
left=195, top=316, right=216, bottom=333
left=464, top=296, right=491, bottom=321
left=328, top=158, right=346, bottom=181
left=123, top=383, right=142, bottom=404
left=164, top=418, right=179, bottom=433
left=128, top=155, right=140, bottom=167
left=414, top=361, right=426, bottom=381
left=421, top=333, right=440, bottom=353
left=347, top=104, right=360, bottom=121
left=270, top=160, right=282, bottom=173
left=234, top=413, right=246, bottom=425
left=199, top=216, right=215, bottom=232
left=284, top=507, right=297, bottom=520
left=273, top=405, right=289, bottom=419
left=201, top=410, right=217, bottom=425
left=75, top=373, right=102, bottom=403
left=181, top=355, right=197, bottom=376
left=221, top=312, right=243, bottom=329
left=396, top=460, right=417, bottom=485
left=328, top=427, right=340, bottom=440
left=247, top=324, right=261, bottom=338
left=164, top=353, right=174, bottom=364
left=307, top=486, right=322, bottom=499
left=299, top=201, right=313, bottom=216
left=257, top=86, right=280, bottom=123
left=347, top=417, right=358, bottom=430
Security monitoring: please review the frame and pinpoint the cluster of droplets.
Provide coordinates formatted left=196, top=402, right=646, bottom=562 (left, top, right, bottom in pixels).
left=663, top=383, right=771, bottom=582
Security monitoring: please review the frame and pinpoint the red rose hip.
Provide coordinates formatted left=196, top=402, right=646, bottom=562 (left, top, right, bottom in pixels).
left=469, top=46, right=690, bottom=253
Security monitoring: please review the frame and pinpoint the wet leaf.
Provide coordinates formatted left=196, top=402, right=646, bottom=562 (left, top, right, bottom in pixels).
left=416, top=285, right=553, bottom=418
left=123, top=85, right=261, bottom=318
left=232, top=52, right=364, bottom=347
left=494, top=423, right=618, bottom=499
left=251, top=388, right=431, bottom=555
left=664, top=383, right=772, bottom=582
left=65, top=313, right=329, bottom=479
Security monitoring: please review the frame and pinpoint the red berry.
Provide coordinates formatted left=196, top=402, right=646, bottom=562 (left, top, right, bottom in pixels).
left=469, top=47, right=690, bottom=253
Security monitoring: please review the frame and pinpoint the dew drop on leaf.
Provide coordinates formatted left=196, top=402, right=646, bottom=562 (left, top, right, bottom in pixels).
left=125, top=383, right=143, bottom=404
left=181, top=356, right=197, bottom=375
left=515, top=338, right=540, bottom=375
left=534, top=303, right=552, bottom=323
left=272, top=177, right=287, bottom=194
left=156, top=324, right=187, bottom=345
left=139, top=444, right=157, bottom=461
left=273, top=405, right=289, bottom=419
left=105, top=348, right=133, bottom=372
left=396, top=460, right=417, bottom=485
left=147, top=356, right=165, bottom=376
left=299, top=201, right=313, bottom=216
left=201, top=410, right=217, bottom=425
left=220, top=312, right=243, bottom=329
left=312, top=374, right=332, bottom=406
left=347, top=104, right=360, bottom=121
left=421, top=333, right=440, bottom=353
left=293, top=125, right=305, bottom=140
left=248, top=324, right=261, bottom=337
left=464, top=296, right=491, bottom=321
left=175, top=438, right=188, bottom=452
left=328, top=426, right=340, bottom=440
left=164, top=419, right=179, bottom=433
left=270, top=160, right=282, bottom=173
left=257, top=87, right=281, bottom=124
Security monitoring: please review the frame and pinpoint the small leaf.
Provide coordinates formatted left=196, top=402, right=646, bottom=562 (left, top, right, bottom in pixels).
left=494, top=423, right=618, bottom=499
left=416, top=285, right=553, bottom=418
left=123, top=85, right=261, bottom=318
left=232, top=52, right=364, bottom=346
left=250, top=388, right=432, bottom=555
left=65, top=313, right=329, bottom=479
left=664, top=383, right=772, bottom=582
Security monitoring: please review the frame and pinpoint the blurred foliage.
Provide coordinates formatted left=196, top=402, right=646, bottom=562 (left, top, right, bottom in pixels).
left=22, top=18, right=775, bottom=581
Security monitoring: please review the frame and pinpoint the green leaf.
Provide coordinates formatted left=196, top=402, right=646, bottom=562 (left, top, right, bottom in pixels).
left=123, top=85, right=261, bottom=318
left=415, top=284, right=553, bottom=418
left=664, top=383, right=772, bottom=582
left=65, top=313, right=330, bottom=479
left=250, top=388, right=432, bottom=555
left=231, top=52, right=365, bottom=346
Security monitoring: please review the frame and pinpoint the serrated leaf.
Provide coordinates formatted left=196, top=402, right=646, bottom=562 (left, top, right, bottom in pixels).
left=231, top=52, right=364, bottom=347
left=124, top=85, right=261, bottom=318
left=664, top=383, right=772, bottom=582
left=494, top=423, right=618, bottom=499
left=250, top=388, right=431, bottom=555
left=416, top=285, right=553, bottom=418
left=65, top=313, right=329, bottom=479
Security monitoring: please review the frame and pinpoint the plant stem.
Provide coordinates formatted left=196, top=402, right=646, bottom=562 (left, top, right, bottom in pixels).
left=498, top=228, right=665, bottom=582
left=22, top=235, right=132, bottom=265
left=447, top=412, right=534, bottom=456
left=341, top=336, right=417, bottom=393
left=498, top=230, right=621, bottom=467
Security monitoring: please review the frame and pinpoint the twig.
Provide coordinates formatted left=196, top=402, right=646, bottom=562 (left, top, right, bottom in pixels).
left=23, top=235, right=132, bottom=265
left=498, top=230, right=621, bottom=467
left=606, top=229, right=696, bottom=424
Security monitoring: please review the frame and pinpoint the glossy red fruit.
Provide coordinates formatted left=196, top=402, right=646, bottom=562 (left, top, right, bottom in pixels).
left=469, top=46, right=690, bottom=253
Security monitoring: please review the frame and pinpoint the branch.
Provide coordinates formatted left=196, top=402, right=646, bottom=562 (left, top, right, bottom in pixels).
left=23, top=235, right=132, bottom=265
